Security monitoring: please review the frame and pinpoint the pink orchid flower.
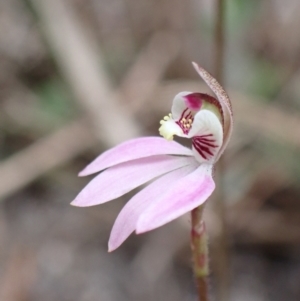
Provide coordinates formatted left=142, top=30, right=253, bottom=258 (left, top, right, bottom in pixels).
left=72, top=62, right=233, bottom=252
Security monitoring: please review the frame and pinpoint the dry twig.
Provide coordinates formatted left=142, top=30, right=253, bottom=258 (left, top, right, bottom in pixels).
left=0, top=1, right=177, bottom=200
left=0, top=120, right=94, bottom=200
left=120, top=31, right=180, bottom=112
left=28, top=0, right=140, bottom=144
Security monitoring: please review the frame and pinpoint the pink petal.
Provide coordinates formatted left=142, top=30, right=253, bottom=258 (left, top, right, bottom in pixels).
left=108, top=163, right=198, bottom=251
left=192, top=62, right=233, bottom=161
left=136, top=163, right=215, bottom=233
left=79, top=137, right=193, bottom=176
left=71, top=155, right=197, bottom=207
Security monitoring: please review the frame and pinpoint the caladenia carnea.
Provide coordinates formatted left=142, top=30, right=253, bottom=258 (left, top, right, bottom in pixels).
left=72, top=62, right=233, bottom=299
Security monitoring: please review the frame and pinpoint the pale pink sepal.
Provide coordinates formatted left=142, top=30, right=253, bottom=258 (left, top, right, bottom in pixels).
left=136, top=164, right=215, bottom=233
left=71, top=155, right=196, bottom=207
left=108, top=163, right=198, bottom=252
left=79, top=137, right=193, bottom=176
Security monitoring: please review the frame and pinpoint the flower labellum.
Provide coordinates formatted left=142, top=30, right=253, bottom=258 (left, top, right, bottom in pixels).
left=71, top=62, right=233, bottom=252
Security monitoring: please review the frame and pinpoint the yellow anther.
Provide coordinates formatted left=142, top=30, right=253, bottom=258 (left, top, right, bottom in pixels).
left=160, top=120, right=164, bottom=125
left=188, top=119, right=192, bottom=123
left=182, top=118, right=186, bottom=122
left=164, top=116, right=169, bottom=121
left=186, top=124, right=191, bottom=128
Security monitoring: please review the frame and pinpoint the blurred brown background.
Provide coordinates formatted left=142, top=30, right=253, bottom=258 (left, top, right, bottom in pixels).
left=0, top=0, right=300, bottom=300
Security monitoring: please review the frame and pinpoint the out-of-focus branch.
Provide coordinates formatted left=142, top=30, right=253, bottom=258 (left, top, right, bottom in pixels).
left=212, top=1, right=231, bottom=300
left=119, top=31, right=180, bottom=112
left=0, top=120, right=94, bottom=200
left=28, top=0, right=140, bottom=144
left=214, top=0, right=225, bottom=83
left=0, top=0, right=177, bottom=200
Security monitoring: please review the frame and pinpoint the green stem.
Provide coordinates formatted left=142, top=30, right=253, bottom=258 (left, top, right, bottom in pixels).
left=191, top=205, right=210, bottom=301
left=213, top=1, right=231, bottom=300
left=214, top=0, right=225, bottom=84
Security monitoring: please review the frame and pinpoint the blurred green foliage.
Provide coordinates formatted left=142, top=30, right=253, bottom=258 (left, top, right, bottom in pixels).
left=35, top=78, right=77, bottom=124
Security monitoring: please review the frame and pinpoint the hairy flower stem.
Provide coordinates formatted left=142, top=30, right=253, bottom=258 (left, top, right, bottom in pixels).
left=191, top=205, right=210, bottom=301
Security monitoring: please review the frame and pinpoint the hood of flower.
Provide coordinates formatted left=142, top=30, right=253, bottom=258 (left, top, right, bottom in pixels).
left=159, top=99, right=222, bottom=141
left=159, top=93, right=223, bottom=163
